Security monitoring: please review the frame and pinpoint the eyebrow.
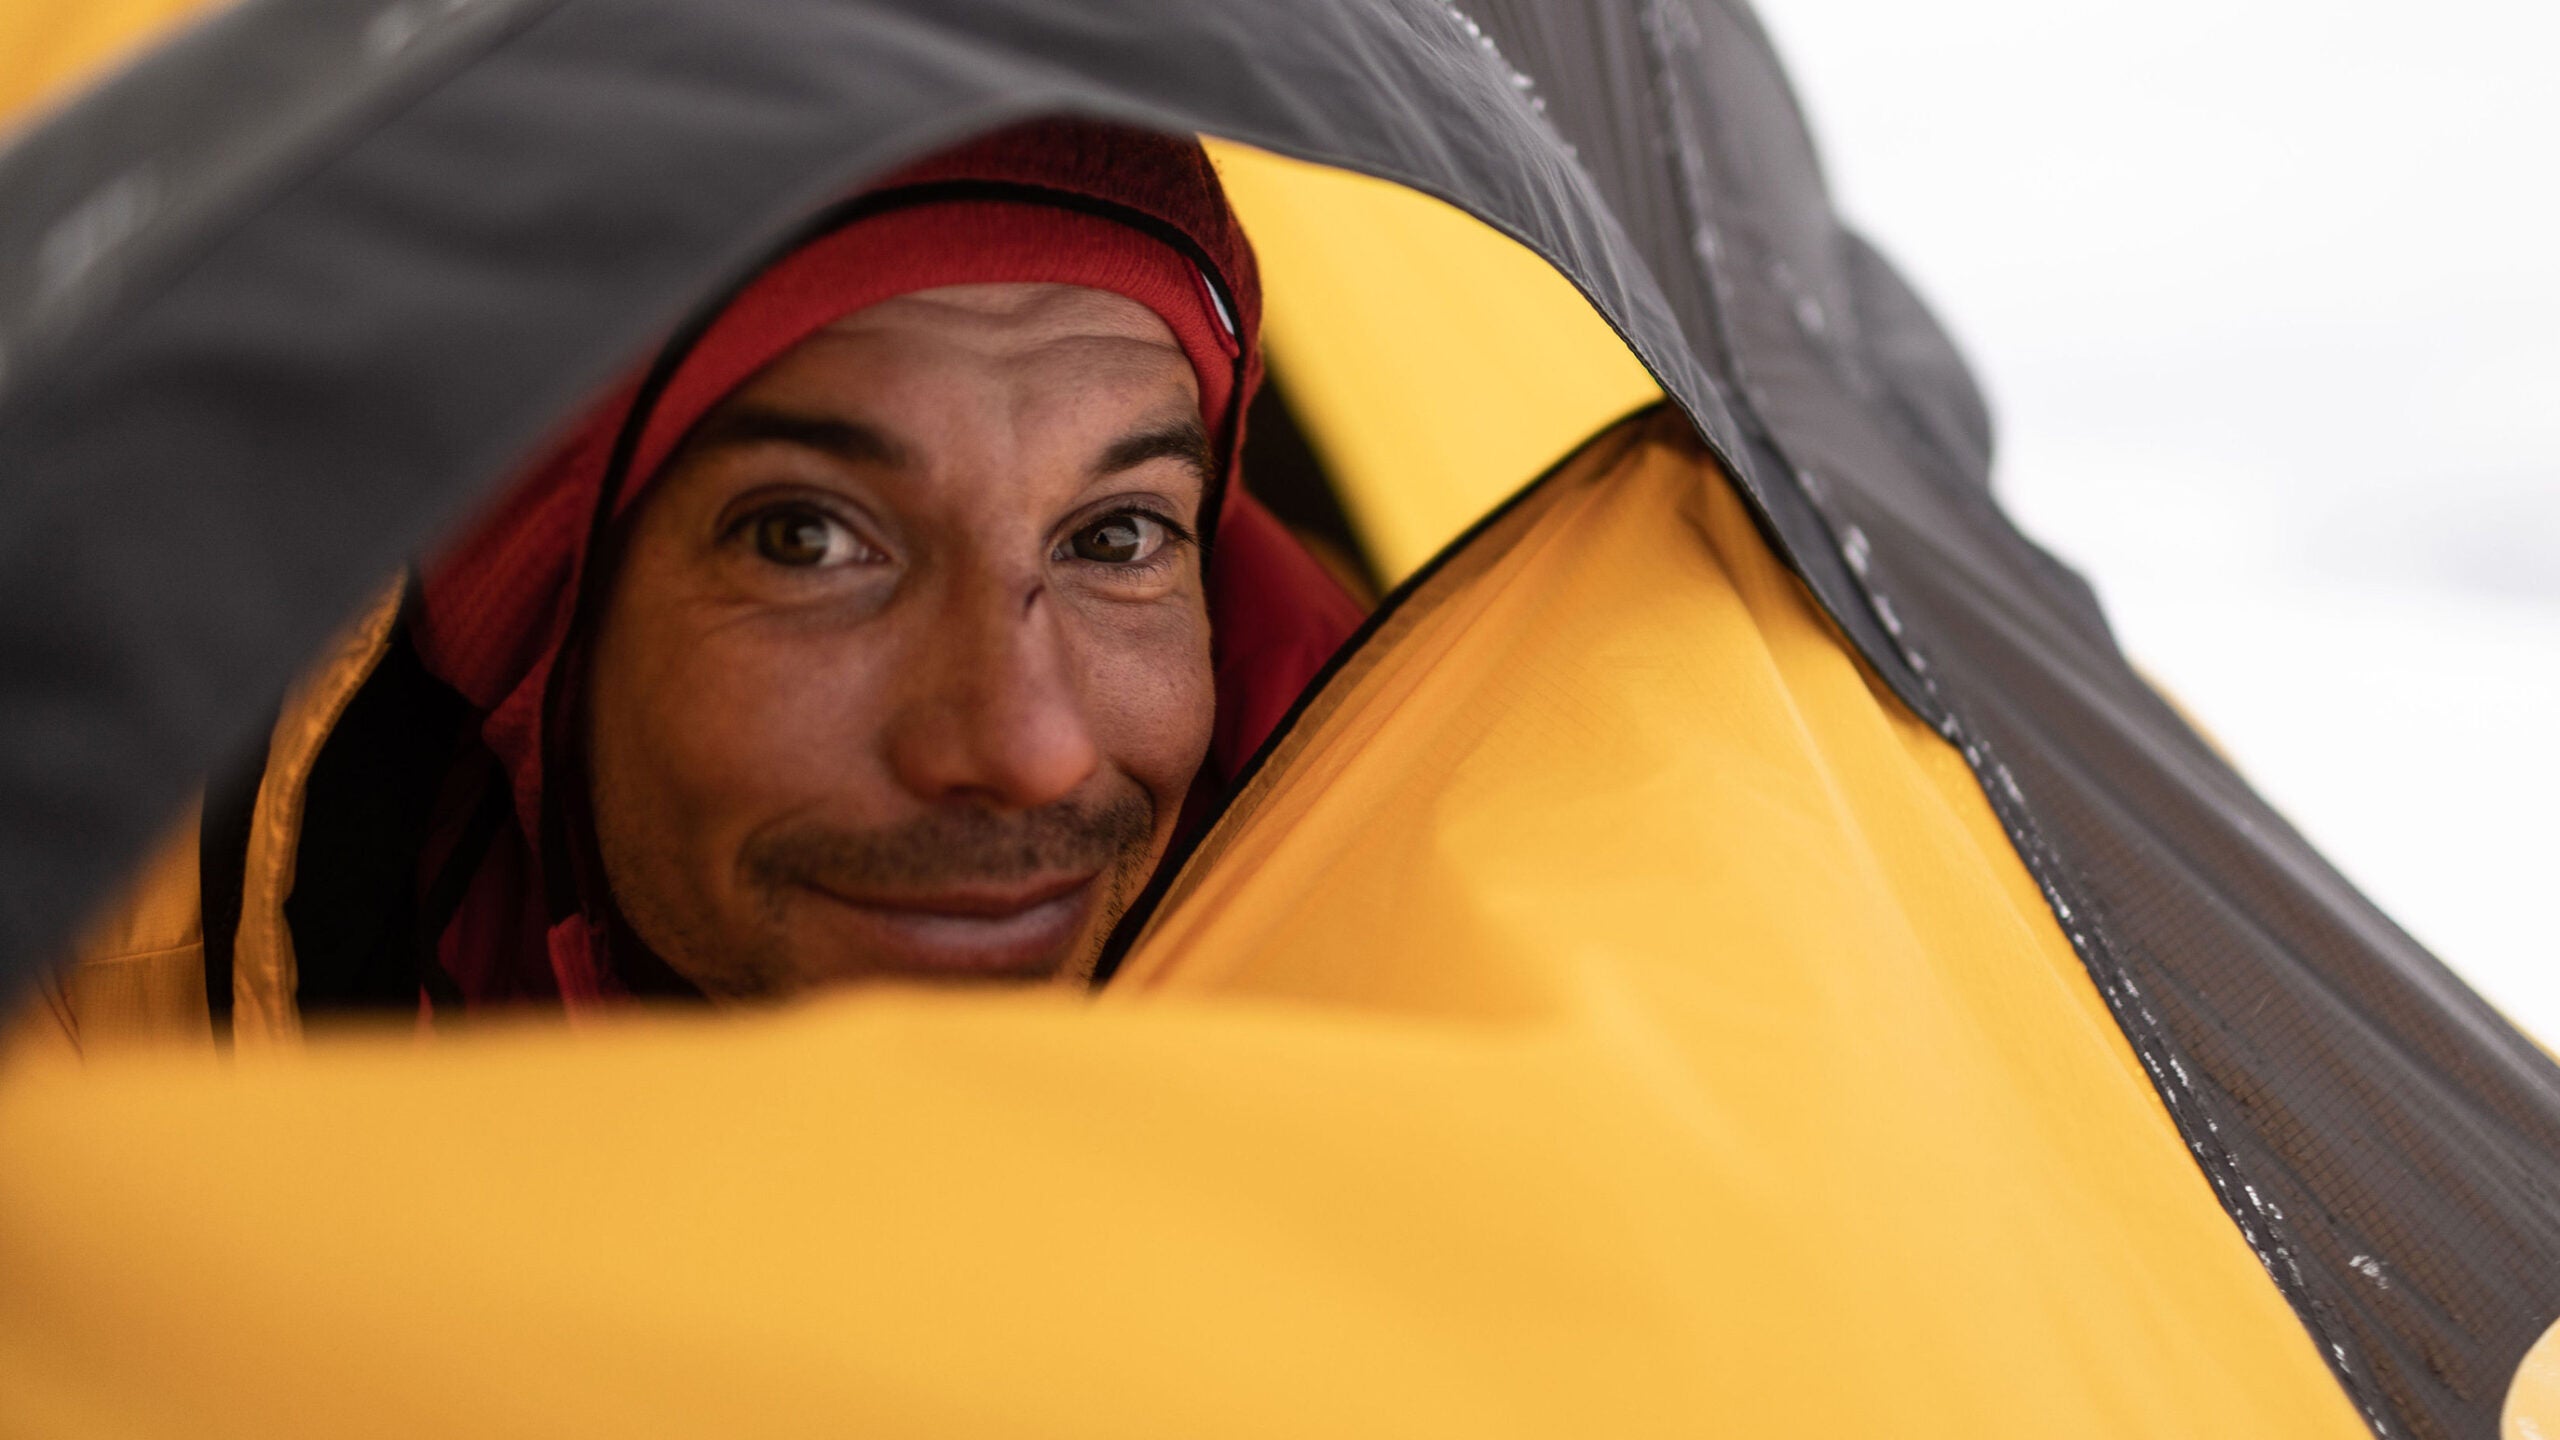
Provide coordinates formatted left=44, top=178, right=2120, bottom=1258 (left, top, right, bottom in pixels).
left=681, top=406, right=912, bottom=470
left=1094, top=418, right=1213, bottom=484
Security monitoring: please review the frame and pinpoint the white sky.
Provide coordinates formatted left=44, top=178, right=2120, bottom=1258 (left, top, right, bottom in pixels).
left=1750, top=1, right=2560, bottom=1035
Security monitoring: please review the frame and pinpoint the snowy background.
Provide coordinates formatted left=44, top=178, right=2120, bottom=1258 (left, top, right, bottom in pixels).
left=1753, top=1, right=2560, bottom=1035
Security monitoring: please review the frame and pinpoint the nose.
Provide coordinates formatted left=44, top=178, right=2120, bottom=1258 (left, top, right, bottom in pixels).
left=881, top=577, right=1104, bottom=811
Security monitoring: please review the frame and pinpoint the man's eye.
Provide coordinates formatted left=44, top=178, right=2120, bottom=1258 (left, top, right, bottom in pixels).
left=750, top=507, right=860, bottom=567
left=1068, top=513, right=1169, bottom=565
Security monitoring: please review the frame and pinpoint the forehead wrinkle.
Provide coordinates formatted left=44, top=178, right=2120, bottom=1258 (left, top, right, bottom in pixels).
left=823, top=283, right=1188, bottom=365
left=819, top=318, right=1191, bottom=397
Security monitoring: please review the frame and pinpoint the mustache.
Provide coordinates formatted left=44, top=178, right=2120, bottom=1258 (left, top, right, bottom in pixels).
left=741, top=795, right=1155, bottom=898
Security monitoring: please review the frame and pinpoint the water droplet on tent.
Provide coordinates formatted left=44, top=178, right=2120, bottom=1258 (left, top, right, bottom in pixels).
left=364, top=3, right=426, bottom=56
left=366, top=0, right=479, bottom=59
left=1840, top=524, right=1869, bottom=576
left=36, top=169, right=160, bottom=306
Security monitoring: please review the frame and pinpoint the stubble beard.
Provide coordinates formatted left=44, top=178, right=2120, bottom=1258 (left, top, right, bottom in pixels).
left=712, top=791, right=1158, bottom=997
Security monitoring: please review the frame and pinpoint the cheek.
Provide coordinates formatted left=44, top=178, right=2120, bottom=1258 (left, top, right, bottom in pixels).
left=1075, top=599, right=1217, bottom=810
left=587, top=553, right=894, bottom=853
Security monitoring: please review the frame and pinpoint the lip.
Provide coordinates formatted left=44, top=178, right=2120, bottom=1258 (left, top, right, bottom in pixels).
left=799, top=871, right=1103, bottom=978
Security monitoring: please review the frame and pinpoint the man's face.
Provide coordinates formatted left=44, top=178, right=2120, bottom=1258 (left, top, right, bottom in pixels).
left=584, top=282, right=1217, bottom=999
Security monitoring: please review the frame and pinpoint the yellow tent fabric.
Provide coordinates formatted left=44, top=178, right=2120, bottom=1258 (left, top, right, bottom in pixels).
left=1209, top=142, right=1663, bottom=581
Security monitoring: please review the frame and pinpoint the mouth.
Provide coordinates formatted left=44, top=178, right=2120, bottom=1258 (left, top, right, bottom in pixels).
left=798, top=871, right=1104, bottom=980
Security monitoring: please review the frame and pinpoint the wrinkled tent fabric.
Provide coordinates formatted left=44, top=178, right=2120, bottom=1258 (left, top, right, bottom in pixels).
left=0, top=2, right=2556, bottom=1438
